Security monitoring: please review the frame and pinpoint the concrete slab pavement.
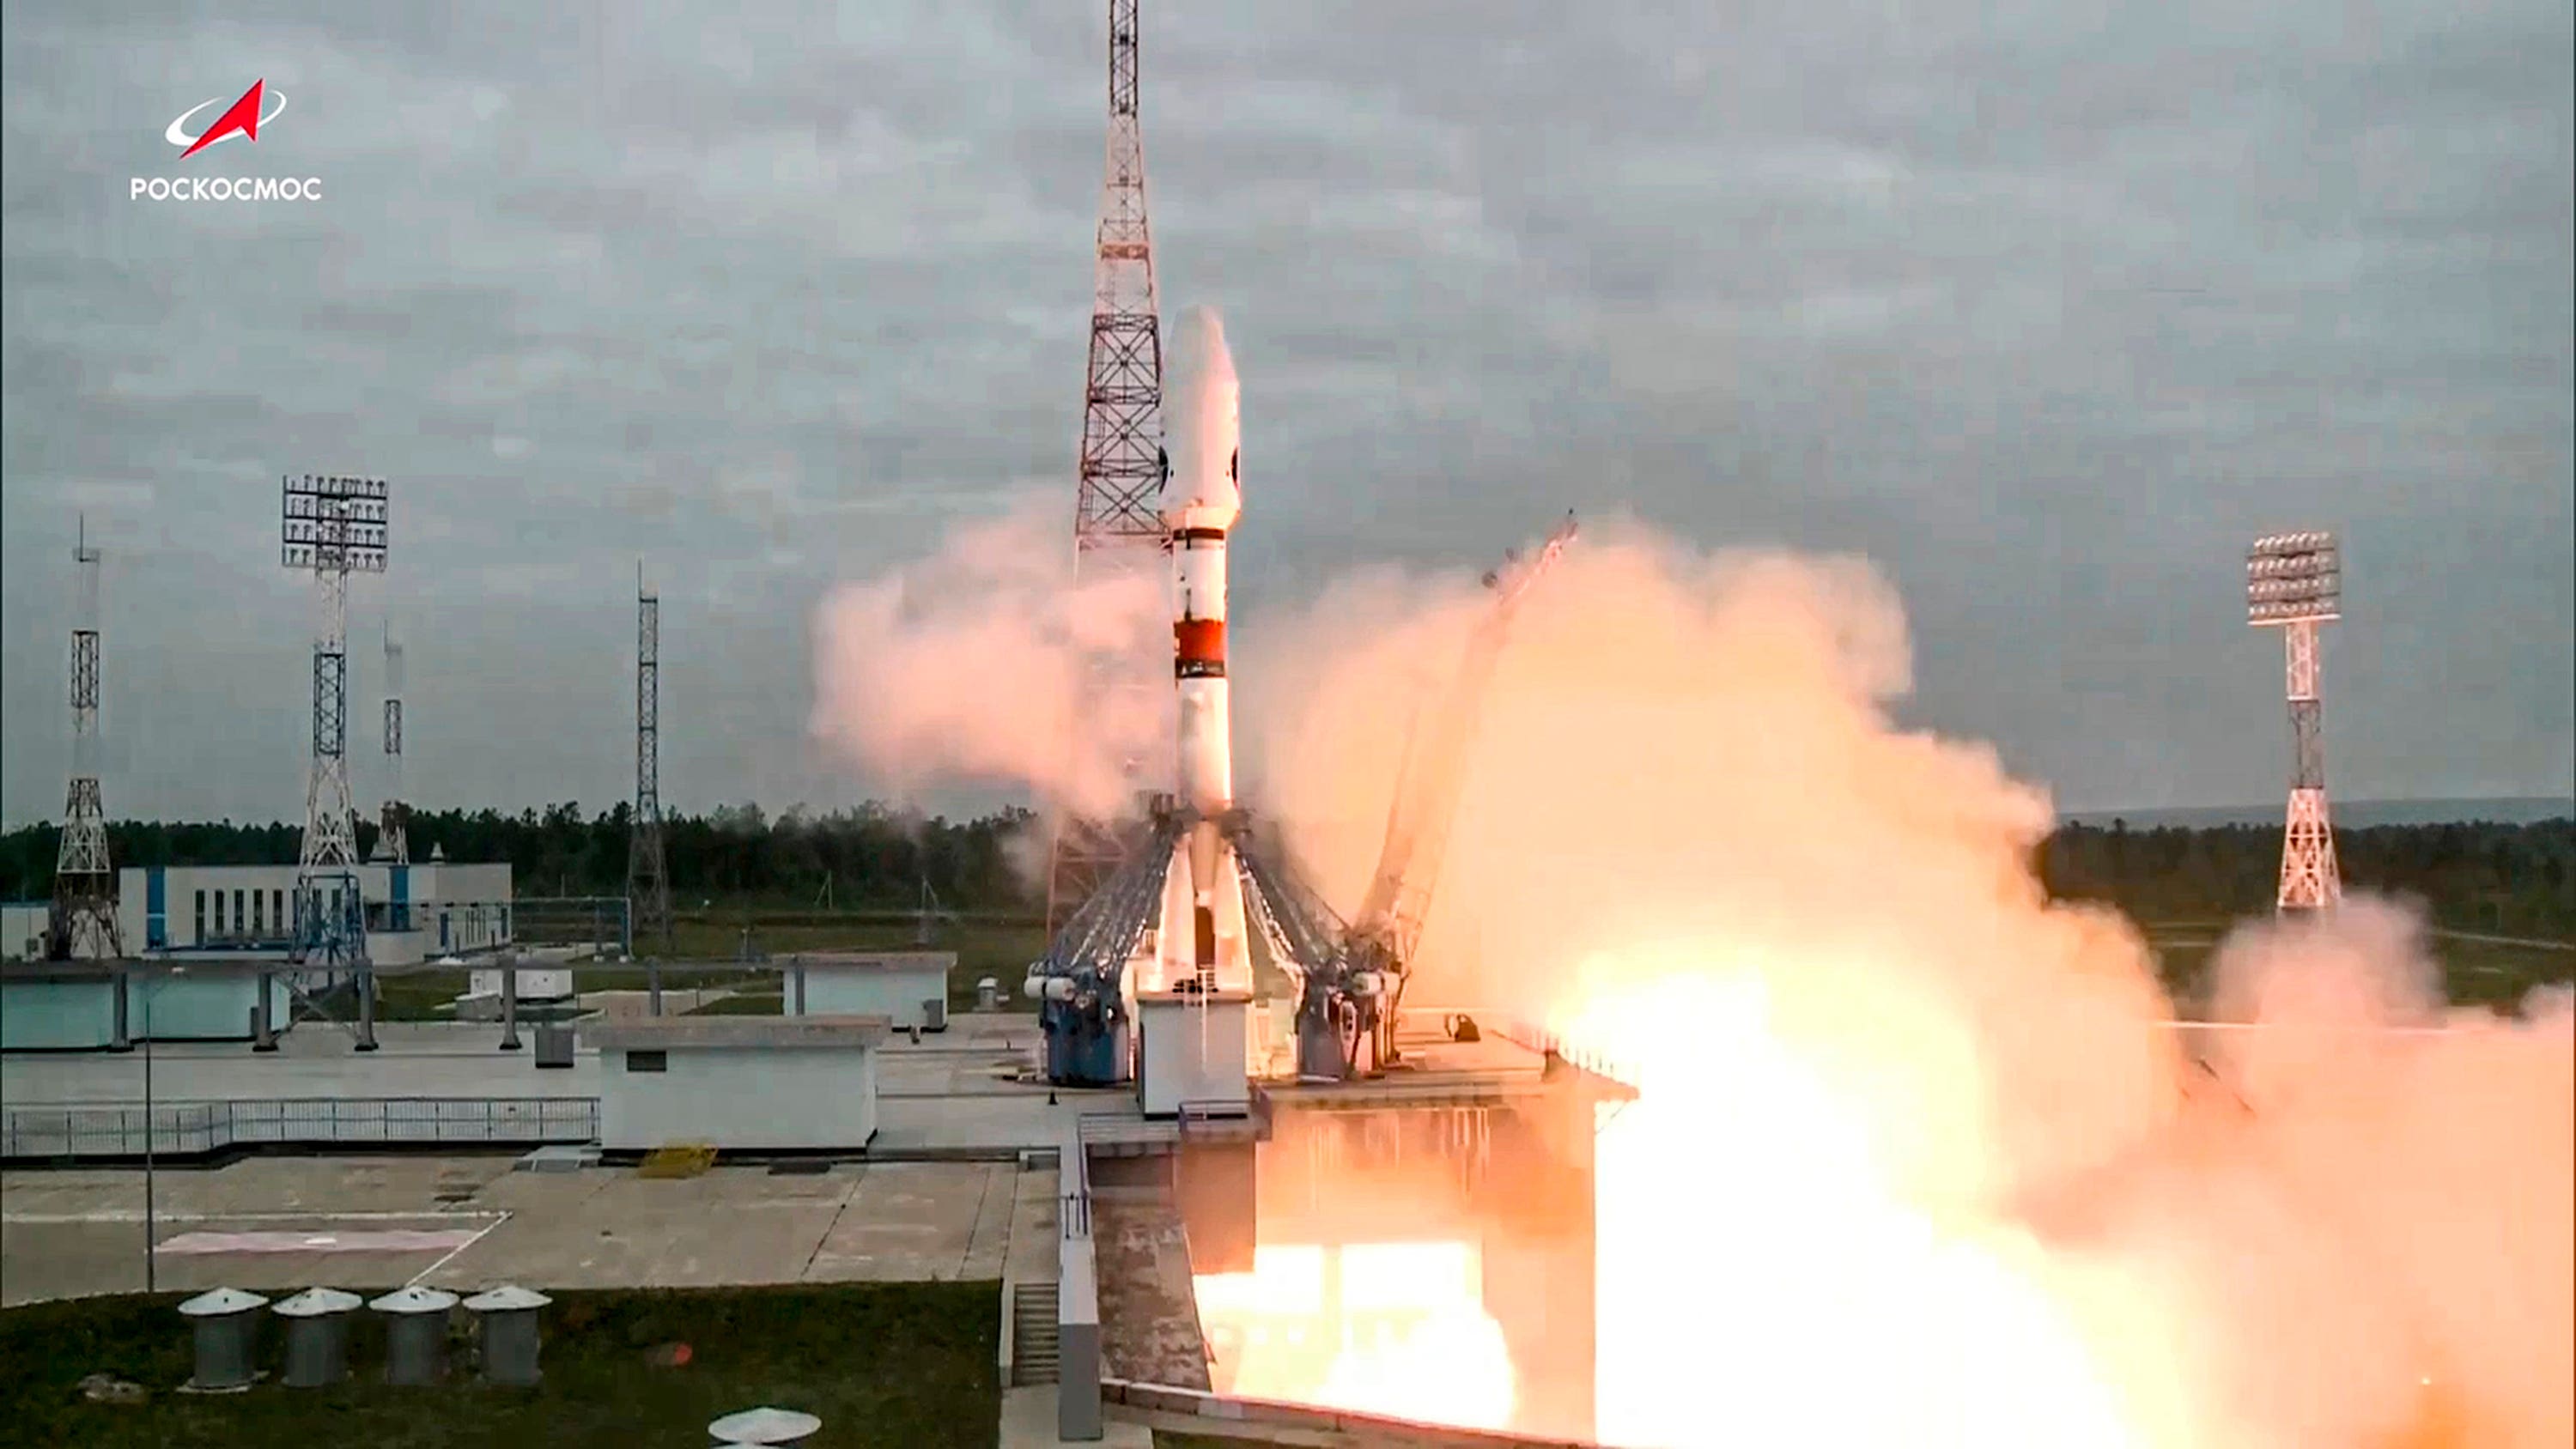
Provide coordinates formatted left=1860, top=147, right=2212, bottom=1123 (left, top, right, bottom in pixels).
left=999, top=1385, right=1152, bottom=1449
left=1, top=1155, right=1059, bottom=1305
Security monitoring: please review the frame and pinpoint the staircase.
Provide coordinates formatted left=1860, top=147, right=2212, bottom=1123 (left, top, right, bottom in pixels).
left=1012, top=1280, right=1060, bottom=1385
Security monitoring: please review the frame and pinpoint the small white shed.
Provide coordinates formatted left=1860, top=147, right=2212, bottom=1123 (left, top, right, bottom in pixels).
left=585, top=1014, right=891, bottom=1151
left=793, top=951, right=955, bottom=1032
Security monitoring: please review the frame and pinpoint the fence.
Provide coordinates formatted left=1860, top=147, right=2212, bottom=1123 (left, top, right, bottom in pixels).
left=2, top=1096, right=599, bottom=1160
left=1486, top=1017, right=1642, bottom=1092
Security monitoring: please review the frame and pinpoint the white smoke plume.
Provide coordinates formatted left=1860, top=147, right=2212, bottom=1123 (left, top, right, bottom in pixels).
left=800, top=344, right=2569, bottom=1444
left=808, top=494, right=1164, bottom=817
left=1244, top=522, right=2573, bottom=1448
left=808, top=310, right=1242, bottom=826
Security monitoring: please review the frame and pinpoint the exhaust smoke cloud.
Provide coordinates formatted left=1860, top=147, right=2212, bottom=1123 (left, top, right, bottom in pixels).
left=809, top=471, right=2570, bottom=1446
left=1249, top=521, right=2573, bottom=1448
left=809, top=495, right=1164, bottom=817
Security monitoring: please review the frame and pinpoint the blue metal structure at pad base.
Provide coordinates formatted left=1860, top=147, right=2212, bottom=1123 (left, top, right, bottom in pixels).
left=1033, top=811, right=1182, bottom=1088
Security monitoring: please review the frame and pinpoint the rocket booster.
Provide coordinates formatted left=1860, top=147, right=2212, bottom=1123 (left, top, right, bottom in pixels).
left=1157, top=309, right=1250, bottom=992
left=1165, top=311, right=1240, bottom=815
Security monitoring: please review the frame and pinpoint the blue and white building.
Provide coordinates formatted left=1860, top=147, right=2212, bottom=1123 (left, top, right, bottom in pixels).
left=113, top=859, right=513, bottom=967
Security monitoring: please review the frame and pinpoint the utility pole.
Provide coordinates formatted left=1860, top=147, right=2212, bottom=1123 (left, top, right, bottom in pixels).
left=380, top=622, right=409, bottom=865
left=1047, top=0, right=1172, bottom=937
left=2246, top=531, right=2344, bottom=911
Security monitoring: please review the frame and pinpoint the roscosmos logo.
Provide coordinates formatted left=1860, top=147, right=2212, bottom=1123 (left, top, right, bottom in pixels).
left=131, top=79, right=322, bottom=203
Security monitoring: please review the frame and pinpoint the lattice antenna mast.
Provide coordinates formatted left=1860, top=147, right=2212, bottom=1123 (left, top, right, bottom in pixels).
left=52, top=513, right=122, bottom=960
left=2247, top=531, right=2343, bottom=911
left=380, top=621, right=409, bottom=864
left=626, top=562, right=672, bottom=949
left=1046, top=0, right=1172, bottom=936
left=282, top=475, right=386, bottom=962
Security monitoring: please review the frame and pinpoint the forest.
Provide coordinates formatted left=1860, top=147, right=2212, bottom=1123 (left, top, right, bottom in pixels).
left=2040, top=816, right=2574, bottom=938
left=1, top=805, right=2568, bottom=942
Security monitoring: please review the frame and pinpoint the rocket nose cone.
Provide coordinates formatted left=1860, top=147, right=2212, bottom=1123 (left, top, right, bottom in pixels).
left=1168, top=306, right=1241, bottom=521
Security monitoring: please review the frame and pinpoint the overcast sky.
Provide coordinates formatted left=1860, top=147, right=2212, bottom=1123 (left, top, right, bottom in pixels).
left=3, top=0, right=2569, bottom=827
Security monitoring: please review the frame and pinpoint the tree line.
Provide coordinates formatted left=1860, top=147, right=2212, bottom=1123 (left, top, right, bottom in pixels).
left=2039, top=817, right=2576, bottom=938
left=0, top=803, right=1041, bottom=918
left=1, top=807, right=2567, bottom=940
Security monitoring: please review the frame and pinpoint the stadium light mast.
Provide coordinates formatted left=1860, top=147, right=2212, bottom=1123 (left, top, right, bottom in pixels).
left=281, top=473, right=388, bottom=967
left=2246, top=530, right=2343, bottom=912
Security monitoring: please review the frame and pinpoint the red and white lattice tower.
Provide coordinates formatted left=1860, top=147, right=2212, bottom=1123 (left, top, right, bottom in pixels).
left=2247, top=530, right=2343, bottom=912
left=1045, top=0, right=1170, bottom=936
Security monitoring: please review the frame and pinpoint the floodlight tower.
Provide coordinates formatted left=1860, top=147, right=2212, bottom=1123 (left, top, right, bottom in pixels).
left=2246, top=530, right=2343, bottom=911
left=52, top=514, right=122, bottom=960
left=281, top=474, right=388, bottom=962
left=1046, top=0, right=1173, bottom=936
left=379, top=622, right=409, bottom=865
left=626, top=565, right=671, bottom=949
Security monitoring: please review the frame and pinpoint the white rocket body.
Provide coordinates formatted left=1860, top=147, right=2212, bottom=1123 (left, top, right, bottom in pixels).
left=1154, top=312, right=1253, bottom=995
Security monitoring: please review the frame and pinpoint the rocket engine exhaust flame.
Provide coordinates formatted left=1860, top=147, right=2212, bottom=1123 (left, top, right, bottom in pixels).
left=1249, top=530, right=2573, bottom=1448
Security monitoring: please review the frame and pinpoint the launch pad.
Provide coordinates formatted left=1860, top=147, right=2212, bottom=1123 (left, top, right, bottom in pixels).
left=1074, top=1021, right=1631, bottom=1441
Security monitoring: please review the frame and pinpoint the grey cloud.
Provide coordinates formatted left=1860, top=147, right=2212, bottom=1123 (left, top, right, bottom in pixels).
left=3, top=0, right=2568, bottom=827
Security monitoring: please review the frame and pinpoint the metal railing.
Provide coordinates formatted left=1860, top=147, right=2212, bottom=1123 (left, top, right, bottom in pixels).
left=1487, top=1017, right=1641, bottom=1090
left=3, top=1095, right=598, bottom=1160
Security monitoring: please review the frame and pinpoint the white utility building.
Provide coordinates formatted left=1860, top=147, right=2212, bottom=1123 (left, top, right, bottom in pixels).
left=113, top=860, right=513, bottom=966
left=1135, top=987, right=1253, bottom=1119
left=586, top=1015, right=891, bottom=1152
left=467, top=962, right=574, bottom=1002
left=792, top=951, right=954, bottom=1032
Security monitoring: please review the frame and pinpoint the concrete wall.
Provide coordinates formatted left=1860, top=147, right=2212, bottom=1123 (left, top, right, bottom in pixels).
left=1059, top=1121, right=1104, bottom=1440
left=801, top=960, right=950, bottom=1031
left=0, top=973, right=292, bottom=1050
left=597, top=1044, right=878, bottom=1150
left=134, top=974, right=291, bottom=1040
left=0, top=979, right=118, bottom=1049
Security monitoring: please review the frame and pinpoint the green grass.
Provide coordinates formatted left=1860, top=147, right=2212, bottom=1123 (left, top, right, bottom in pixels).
left=366, top=916, right=1051, bottom=1022
left=687, top=991, right=786, bottom=1016
left=0, top=1282, right=999, bottom=1448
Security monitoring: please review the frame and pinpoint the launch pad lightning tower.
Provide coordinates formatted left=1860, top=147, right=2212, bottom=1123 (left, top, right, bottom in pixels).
left=379, top=624, right=408, bottom=865
left=51, top=515, right=121, bottom=960
left=282, top=474, right=387, bottom=964
left=2247, top=530, right=2343, bottom=911
left=1047, top=0, right=1171, bottom=937
left=627, top=566, right=671, bottom=949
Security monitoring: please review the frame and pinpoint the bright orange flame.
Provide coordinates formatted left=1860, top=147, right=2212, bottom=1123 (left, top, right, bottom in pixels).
left=1571, top=955, right=2167, bottom=1448
left=1194, top=1240, right=1516, bottom=1429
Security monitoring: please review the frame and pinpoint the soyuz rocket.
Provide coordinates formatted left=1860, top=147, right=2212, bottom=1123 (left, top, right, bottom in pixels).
left=1151, top=311, right=1254, bottom=995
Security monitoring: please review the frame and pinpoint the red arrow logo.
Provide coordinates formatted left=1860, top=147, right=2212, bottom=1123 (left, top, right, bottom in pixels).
left=178, top=79, right=267, bottom=159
